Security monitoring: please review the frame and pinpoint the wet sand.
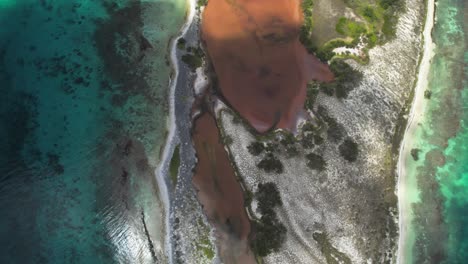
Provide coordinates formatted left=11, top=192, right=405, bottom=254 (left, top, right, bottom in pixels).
left=192, top=111, right=255, bottom=263
left=202, top=0, right=334, bottom=132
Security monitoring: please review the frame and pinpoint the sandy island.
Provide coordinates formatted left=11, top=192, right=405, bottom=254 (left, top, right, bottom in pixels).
left=397, top=0, right=436, bottom=262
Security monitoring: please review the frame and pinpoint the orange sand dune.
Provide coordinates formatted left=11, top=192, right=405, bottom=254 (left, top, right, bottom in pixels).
left=202, top=0, right=334, bottom=132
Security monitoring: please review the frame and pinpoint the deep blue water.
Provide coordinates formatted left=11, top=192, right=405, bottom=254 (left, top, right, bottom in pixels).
left=0, top=1, right=186, bottom=263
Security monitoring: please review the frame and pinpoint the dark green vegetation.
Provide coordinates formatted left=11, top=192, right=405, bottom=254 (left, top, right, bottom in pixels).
left=313, top=232, right=352, bottom=264
left=339, top=138, right=359, bottom=162
left=194, top=219, right=215, bottom=260
left=335, top=17, right=366, bottom=38
left=305, top=82, right=320, bottom=109
left=299, top=0, right=315, bottom=52
left=169, top=145, right=181, bottom=187
left=317, top=106, right=346, bottom=142
left=250, top=183, right=287, bottom=257
left=339, top=0, right=404, bottom=42
left=177, top=37, right=186, bottom=49
left=424, top=90, right=432, bottom=99
left=411, top=148, right=421, bottom=161
left=318, top=60, right=363, bottom=99
left=306, top=153, right=326, bottom=171
left=300, top=0, right=404, bottom=63
left=257, top=153, right=284, bottom=174
left=246, top=122, right=326, bottom=172
left=300, top=122, right=324, bottom=149
left=248, top=141, right=265, bottom=156
left=181, top=46, right=204, bottom=71
left=196, top=0, right=208, bottom=10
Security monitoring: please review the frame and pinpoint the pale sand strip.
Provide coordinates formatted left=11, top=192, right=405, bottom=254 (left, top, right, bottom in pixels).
left=155, top=0, right=196, bottom=263
left=396, top=0, right=436, bottom=263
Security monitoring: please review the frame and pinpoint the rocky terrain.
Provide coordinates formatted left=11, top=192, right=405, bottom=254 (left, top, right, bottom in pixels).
left=214, top=0, right=427, bottom=262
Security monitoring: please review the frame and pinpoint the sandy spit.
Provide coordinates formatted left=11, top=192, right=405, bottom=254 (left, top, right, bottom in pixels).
left=154, top=0, right=197, bottom=263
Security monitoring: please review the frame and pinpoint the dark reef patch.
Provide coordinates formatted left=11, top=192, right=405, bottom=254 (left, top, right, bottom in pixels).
left=94, top=1, right=165, bottom=109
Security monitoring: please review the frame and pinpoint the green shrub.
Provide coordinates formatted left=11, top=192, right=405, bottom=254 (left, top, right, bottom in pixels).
left=363, top=6, right=378, bottom=22
left=302, top=122, right=318, bottom=133
left=197, top=0, right=208, bottom=9
left=177, top=38, right=186, bottom=49
left=250, top=182, right=286, bottom=257
left=317, top=106, right=346, bottom=142
left=257, top=154, right=284, bottom=174
left=411, top=148, right=421, bottom=161
left=314, top=135, right=324, bottom=145
left=280, top=131, right=296, bottom=146
left=301, top=134, right=315, bottom=149
left=250, top=217, right=286, bottom=257
left=305, top=82, right=320, bottom=109
left=247, top=141, right=265, bottom=156
left=306, top=153, right=326, bottom=171
left=286, top=146, right=299, bottom=157
left=324, top=60, right=363, bottom=99
left=339, top=138, right=359, bottom=162
left=256, top=182, right=282, bottom=214
left=224, top=135, right=233, bottom=145
left=335, top=17, right=366, bottom=38
left=379, top=0, right=402, bottom=10
left=169, top=146, right=180, bottom=186
left=181, top=53, right=202, bottom=71
left=366, top=32, right=378, bottom=48
left=424, top=90, right=432, bottom=99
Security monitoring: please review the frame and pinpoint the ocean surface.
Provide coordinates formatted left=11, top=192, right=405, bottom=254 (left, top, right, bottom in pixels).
left=0, top=0, right=186, bottom=263
left=403, top=0, right=467, bottom=263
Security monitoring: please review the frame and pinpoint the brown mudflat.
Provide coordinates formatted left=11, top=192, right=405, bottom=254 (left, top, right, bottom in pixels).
left=202, top=0, right=334, bottom=132
left=192, top=112, right=255, bottom=263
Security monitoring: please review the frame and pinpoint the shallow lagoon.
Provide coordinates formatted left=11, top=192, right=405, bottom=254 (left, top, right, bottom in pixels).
left=0, top=0, right=186, bottom=262
left=403, top=0, right=468, bottom=262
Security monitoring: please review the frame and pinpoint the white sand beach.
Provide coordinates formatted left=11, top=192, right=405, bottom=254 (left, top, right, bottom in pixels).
left=397, top=0, right=436, bottom=262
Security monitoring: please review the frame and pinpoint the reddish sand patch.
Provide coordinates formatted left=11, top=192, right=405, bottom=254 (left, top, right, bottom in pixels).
left=202, top=0, right=334, bottom=132
left=192, top=112, right=255, bottom=263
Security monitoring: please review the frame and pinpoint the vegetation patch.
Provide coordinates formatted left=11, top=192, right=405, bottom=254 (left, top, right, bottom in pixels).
left=169, top=145, right=180, bottom=187
left=182, top=46, right=204, bottom=71
left=250, top=182, right=287, bottom=257
left=424, top=90, right=432, bottom=99
left=196, top=0, right=208, bottom=10
left=313, top=232, right=352, bottom=264
left=195, top=218, right=215, bottom=261
left=177, top=37, right=186, bottom=50
left=411, top=148, right=421, bottom=161
left=196, top=236, right=215, bottom=260
left=319, top=60, right=363, bottom=99
left=336, top=17, right=366, bottom=38
left=305, top=82, right=320, bottom=109
left=300, top=0, right=404, bottom=63
left=306, top=152, right=326, bottom=171
left=247, top=141, right=265, bottom=156
left=317, top=106, right=346, bottom=142
left=257, top=153, right=284, bottom=174
left=339, top=138, right=359, bottom=162
left=299, top=0, right=315, bottom=53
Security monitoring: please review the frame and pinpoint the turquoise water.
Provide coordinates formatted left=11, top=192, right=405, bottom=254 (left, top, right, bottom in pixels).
left=405, top=0, right=468, bottom=263
left=0, top=0, right=186, bottom=263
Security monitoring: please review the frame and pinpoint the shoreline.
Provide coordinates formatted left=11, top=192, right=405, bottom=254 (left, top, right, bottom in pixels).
left=154, top=0, right=197, bottom=262
left=396, top=0, right=436, bottom=262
